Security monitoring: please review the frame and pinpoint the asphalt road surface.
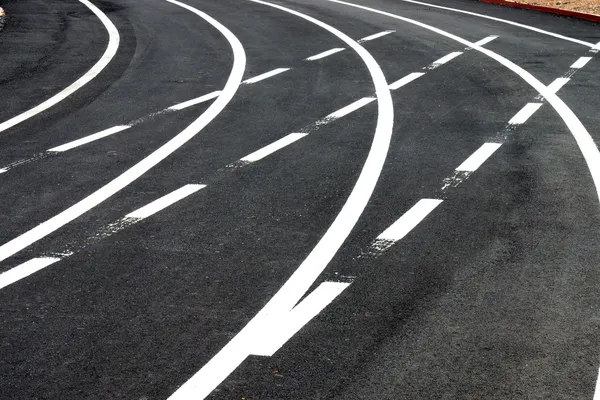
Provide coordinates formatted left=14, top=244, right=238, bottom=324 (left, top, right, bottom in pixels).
left=0, top=0, right=599, bottom=398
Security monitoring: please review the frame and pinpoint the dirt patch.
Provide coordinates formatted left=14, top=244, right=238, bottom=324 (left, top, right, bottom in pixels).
left=504, top=0, right=600, bottom=15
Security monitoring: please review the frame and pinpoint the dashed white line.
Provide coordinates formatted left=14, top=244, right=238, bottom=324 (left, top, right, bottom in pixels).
left=429, top=51, right=463, bottom=67
left=243, top=68, right=290, bottom=84
left=546, top=77, right=570, bottom=94
left=325, top=97, right=376, bottom=120
left=456, top=143, right=502, bottom=172
left=126, top=184, right=206, bottom=219
left=306, top=48, right=345, bottom=60
left=168, top=91, right=222, bottom=111
left=48, top=125, right=131, bottom=152
left=240, top=133, right=308, bottom=163
left=378, top=199, right=443, bottom=242
left=388, top=72, right=425, bottom=90
left=508, top=103, right=543, bottom=125
left=0, top=257, right=61, bottom=290
left=358, top=30, right=395, bottom=43
left=0, top=0, right=120, bottom=134
left=571, top=56, right=592, bottom=69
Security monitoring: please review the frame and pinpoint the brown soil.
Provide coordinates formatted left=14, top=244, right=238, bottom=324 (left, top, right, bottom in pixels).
left=506, top=0, right=600, bottom=15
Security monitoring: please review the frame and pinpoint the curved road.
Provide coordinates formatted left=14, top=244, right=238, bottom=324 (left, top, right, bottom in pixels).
left=0, top=0, right=599, bottom=398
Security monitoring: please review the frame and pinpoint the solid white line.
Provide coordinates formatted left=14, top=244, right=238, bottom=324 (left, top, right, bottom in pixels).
left=48, top=125, right=131, bottom=152
left=167, top=0, right=394, bottom=397
left=325, top=0, right=600, bottom=212
left=0, top=0, right=246, bottom=264
left=431, top=51, right=463, bottom=66
left=473, top=35, right=498, bottom=46
left=0, top=0, right=120, bottom=134
left=594, top=367, right=600, bottom=400
left=325, top=97, right=376, bottom=120
left=547, top=77, right=570, bottom=94
left=240, top=133, right=308, bottom=162
left=168, top=91, right=221, bottom=111
left=250, top=281, right=350, bottom=357
left=0, top=257, right=61, bottom=290
left=456, top=143, right=502, bottom=172
left=508, top=103, right=543, bottom=125
left=126, top=184, right=206, bottom=219
left=306, top=48, right=345, bottom=60
left=243, top=68, right=289, bottom=84
left=388, top=72, right=425, bottom=90
left=358, top=30, right=395, bottom=43
left=571, top=56, right=592, bottom=69
left=377, top=199, right=443, bottom=241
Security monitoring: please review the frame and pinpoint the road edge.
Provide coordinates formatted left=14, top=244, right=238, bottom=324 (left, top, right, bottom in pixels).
left=478, top=0, right=600, bottom=23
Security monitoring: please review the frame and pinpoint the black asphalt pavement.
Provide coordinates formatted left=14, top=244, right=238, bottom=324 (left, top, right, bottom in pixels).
left=0, top=0, right=599, bottom=398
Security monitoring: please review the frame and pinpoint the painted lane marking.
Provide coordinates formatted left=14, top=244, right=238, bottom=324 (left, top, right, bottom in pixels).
left=168, top=91, right=222, bottom=111
left=167, top=0, right=394, bottom=397
left=473, top=35, right=498, bottom=46
left=250, top=281, right=351, bottom=357
left=428, top=51, right=463, bottom=69
left=0, top=257, right=61, bottom=290
left=0, top=168, right=7, bottom=174
left=357, top=30, right=395, bottom=43
left=508, top=103, right=543, bottom=125
left=571, top=56, right=592, bottom=69
left=546, top=77, right=570, bottom=94
left=240, top=133, right=308, bottom=163
left=243, top=68, right=290, bottom=84
left=48, top=126, right=131, bottom=152
left=0, top=185, right=206, bottom=290
left=306, top=48, right=345, bottom=60
left=325, top=97, right=376, bottom=120
left=388, top=72, right=425, bottom=90
left=0, top=0, right=246, bottom=264
left=456, top=143, right=502, bottom=172
left=126, top=184, right=205, bottom=219
left=0, top=0, right=120, bottom=134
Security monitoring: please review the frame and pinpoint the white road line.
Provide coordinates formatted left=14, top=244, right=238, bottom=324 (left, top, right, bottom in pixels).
left=508, top=103, right=543, bottom=125
left=377, top=199, right=443, bottom=241
left=0, top=0, right=120, bottom=134
left=430, top=51, right=463, bottom=66
left=325, top=97, right=376, bottom=120
left=547, top=77, right=570, bottom=94
left=168, top=91, right=222, bottom=111
left=473, top=35, right=498, bottom=46
left=126, top=184, right=205, bottom=219
left=306, top=48, right=345, bottom=60
left=243, top=68, right=289, bottom=84
left=0, top=257, right=61, bottom=290
left=571, top=56, right=592, bottom=69
left=456, top=143, right=502, bottom=172
left=48, top=125, right=131, bottom=152
left=0, top=0, right=246, bottom=264
left=168, top=0, right=394, bottom=397
left=240, top=133, right=308, bottom=163
left=357, top=30, right=395, bottom=43
left=0, top=168, right=7, bottom=174
left=388, top=72, right=425, bottom=90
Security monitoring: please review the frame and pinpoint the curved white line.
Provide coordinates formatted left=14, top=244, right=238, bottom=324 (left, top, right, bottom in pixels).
left=391, top=0, right=595, bottom=47
left=168, top=0, right=394, bottom=397
left=0, top=0, right=120, bottom=134
left=327, top=0, right=600, bottom=205
left=0, top=0, right=246, bottom=264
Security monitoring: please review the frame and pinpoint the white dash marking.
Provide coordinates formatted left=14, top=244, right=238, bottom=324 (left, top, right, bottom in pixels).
left=571, top=56, right=592, bottom=69
left=388, top=72, right=425, bottom=90
left=547, top=78, right=570, bottom=94
left=473, top=35, right=498, bottom=46
left=593, top=366, right=600, bottom=400
left=243, top=68, right=290, bottom=84
left=358, top=30, right=395, bottom=43
left=306, top=48, right=345, bottom=60
left=325, top=97, right=375, bottom=120
left=126, top=184, right=206, bottom=220
left=169, top=91, right=221, bottom=111
left=378, top=199, right=443, bottom=242
left=48, top=125, right=131, bottom=152
left=0, top=257, right=61, bottom=290
left=431, top=51, right=463, bottom=66
left=456, top=143, right=502, bottom=172
left=0, top=168, right=7, bottom=174
left=509, top=103, right=543, bottom=125
left=241, top=133, right=307, bottom=163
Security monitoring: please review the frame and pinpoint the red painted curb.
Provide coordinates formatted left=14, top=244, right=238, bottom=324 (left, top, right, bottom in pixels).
left=479, top=0, right=600, bottom=23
